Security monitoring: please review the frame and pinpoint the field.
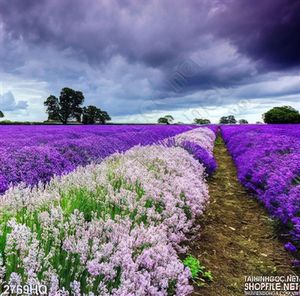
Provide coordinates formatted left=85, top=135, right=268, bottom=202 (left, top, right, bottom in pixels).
left=0, top=125, right=217, bottom=295
left=0, top=124, right=299, bottom=295
left=0, top=125, right=198, bottom=194
left=221, top=125, right=300, bottom=258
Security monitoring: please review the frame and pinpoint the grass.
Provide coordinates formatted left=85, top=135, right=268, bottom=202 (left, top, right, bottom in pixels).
left=0, top=162, right=176, bottom=293
left=183, top=255, right=213, bottom=287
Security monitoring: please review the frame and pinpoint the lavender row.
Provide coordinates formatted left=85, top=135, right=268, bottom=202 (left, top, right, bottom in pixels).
left=221, top=125, right=300, bottom=255
left=174, top=127, right=217, bottom=175
left=0, top=128, right=215, bottom=295
left=0, top=125, right=199, bottom=194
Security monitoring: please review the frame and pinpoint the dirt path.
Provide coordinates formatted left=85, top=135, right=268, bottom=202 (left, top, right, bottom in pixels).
left=191, top=135, right=297, bottom=296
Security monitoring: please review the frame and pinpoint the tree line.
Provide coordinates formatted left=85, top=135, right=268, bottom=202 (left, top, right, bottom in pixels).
left=157, top=115, right=250, bottom=125
left=1, top=96, right=300, bottom=125
left=158, top=106, right=300, bottom=125
left=44, top=87, right=111, bottom=124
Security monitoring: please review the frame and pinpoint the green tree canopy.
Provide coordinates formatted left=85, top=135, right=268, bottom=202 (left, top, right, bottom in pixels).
left=44, top=95, right=60, bottom=121
left=238, top=119, right=248, bottom=124
left=219, top=115, right=237, bottom=124
left=158, top=115, right=174, bottom=124
left=263, top=106, right=300, bottom=124
left=82, top=105, right=111, bottom=124
left=194, top=118, right=211, bottom=124
left=0, top=111, right=4, bottom=118
left=44, top=87, right=85, bottom=124
left=98, top=110, right=111, bottom=124
left=158, top=117, right=169, bottom=124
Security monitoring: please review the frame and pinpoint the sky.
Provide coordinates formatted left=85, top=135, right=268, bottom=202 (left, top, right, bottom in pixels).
left=0, top=0, right=300, bottom=123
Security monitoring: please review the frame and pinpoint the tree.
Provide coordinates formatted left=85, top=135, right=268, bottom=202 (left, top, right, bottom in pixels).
left=238, top=119, right=248, bottom=124
left=59, top=88, right=84, bottom=124
left=98, top=110, right=111, bottom=124
left=194, top=118, right=211, bottom=124
left=219, top=115, right=237, bottom=124
left=44, top=87, right=85, bottom=124
left=263, top=106, right=300, bottom=124
left=0, top=111, right=4, bottom=118
left=158, top=117, right=169, bottom=124
left=82, top=106, right=99, bottom=124
left=158, top=115, right=174, bottom=124
left=164, top=115, right=174, bottom=124
left=82, top=105, right=111, bottom=124
left=44, top=95, right=60, bottom=121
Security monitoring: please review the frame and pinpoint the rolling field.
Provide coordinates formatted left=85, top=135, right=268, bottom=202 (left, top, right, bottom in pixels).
left=0, top=125, right=198, bottom=194
left=0, top=124, right=299, bottom=295
left=221, top=125, right=300, bottom=260
left=0, top=126, right=217, bottom=295
left=1, top=0, right=298, bottom=294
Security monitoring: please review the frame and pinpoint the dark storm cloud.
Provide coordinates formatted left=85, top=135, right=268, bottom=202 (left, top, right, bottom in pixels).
left=0, top=0, right=210, bottom=67
left=1, top=0, right=299, bottom=70
left=213, top=0, right=300, bottom=69
left=0, top=0, right=299, bottom=120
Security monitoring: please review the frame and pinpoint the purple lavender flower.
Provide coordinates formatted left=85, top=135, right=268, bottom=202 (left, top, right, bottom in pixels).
left=0, top=127, right=215, bottom=295
left=221, top=124, right=300, bottom=257
left=285, top=242, right=297, bottom=252
left=181, top=141, right=217, bottom=175
left=0, top=125, right=200, bottom=194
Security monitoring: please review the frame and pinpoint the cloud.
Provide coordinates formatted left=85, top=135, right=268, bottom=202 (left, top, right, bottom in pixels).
left=0, top=0, right=211, bottom=66
left=0, top=0, right=299, bottom=123
left=212, top=0, right=300, bottom=69
left=1, top=0, right=299, bottom=70
left=0, top=91, right=28, bottom=111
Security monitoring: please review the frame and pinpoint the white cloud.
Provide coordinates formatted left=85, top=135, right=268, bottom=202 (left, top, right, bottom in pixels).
left=0, top=91, right=27, bottom=111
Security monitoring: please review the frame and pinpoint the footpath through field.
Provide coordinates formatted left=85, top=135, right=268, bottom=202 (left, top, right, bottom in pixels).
left=191, top=135, right=297, bottom=296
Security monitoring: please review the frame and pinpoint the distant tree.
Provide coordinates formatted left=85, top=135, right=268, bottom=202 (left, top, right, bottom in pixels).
left=0, top=111, right=4, bottom=118
left=219, top=115, right=237, bottom=124
left=59, top=88, right=84, bottom=124
left=238, top=119, right=248, bottom=124
left=194, top=118, right=211, bottom=124
left=98, top=110, right=111, bottom=124
left=44, top=87, right=85, bottom=124
left=263, top=106, right=300, bottom=124
left=158, top=117, right=169, bottom=124
left=82, top=105, right=111, bottom=124
left=82, top=106, right=99, bottom=124
left=44, top=95, right=60, bottom=121
left=158, top=115, right=174, bottom=124
left=164, top=115, right=174, bottom=124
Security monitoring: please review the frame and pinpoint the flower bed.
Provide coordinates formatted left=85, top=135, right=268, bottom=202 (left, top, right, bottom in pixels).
left=221, top=125, right=300, bottom=256
left=0, top=127, right=216, bottom=295
left=0, top=125, right=198, bottom=194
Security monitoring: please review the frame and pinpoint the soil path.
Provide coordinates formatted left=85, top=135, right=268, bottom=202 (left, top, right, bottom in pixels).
left=191, top=135, right=297, bottom=296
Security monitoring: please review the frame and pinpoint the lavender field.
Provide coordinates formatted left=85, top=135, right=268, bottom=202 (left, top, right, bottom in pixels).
left=1, top=0, right=299, bottom=294
left=0, top=126, right=217, bottom=295
left=1, top=124, right=300, bottom=295
left=221, top=125, right=300, bottom=259
left=0, top=125, right=199, bottom=194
